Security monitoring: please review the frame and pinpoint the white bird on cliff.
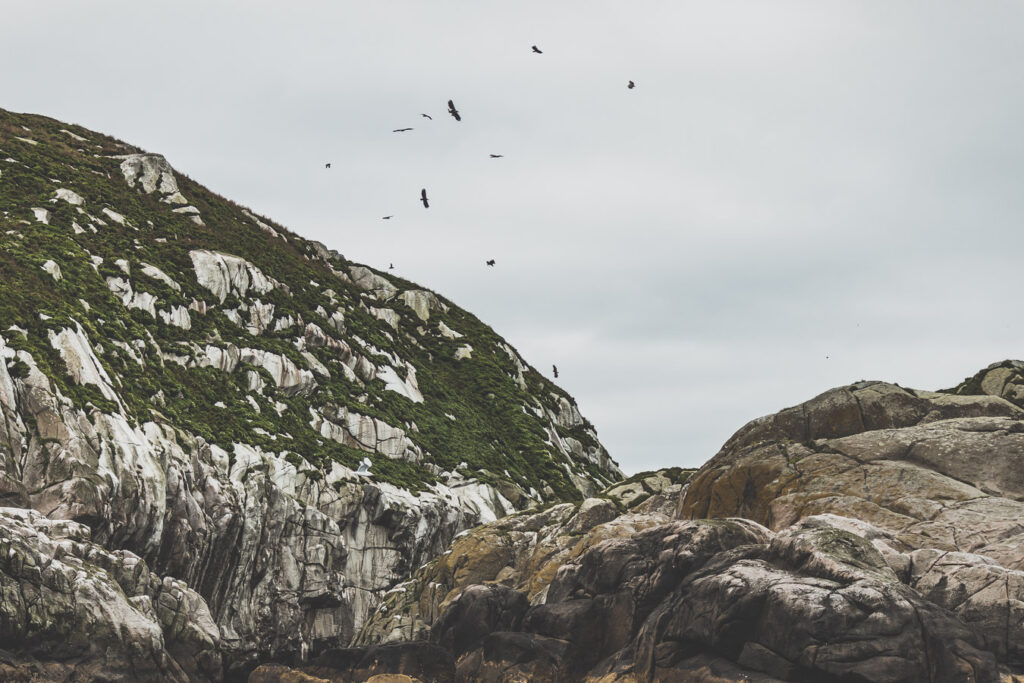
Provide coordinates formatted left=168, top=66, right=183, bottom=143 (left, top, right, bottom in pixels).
left=354, top=457, right=373, bottom=476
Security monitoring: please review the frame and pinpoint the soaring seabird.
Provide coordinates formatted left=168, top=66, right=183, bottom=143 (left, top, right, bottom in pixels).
left=489, top=154, right=504, bottom=158
left=420, top=189, right=429, bottom=208
left=486, top=259, right=495, bottom=266
left=628, top=80, right=635, bottom=89
left=447, top=99, right=461, bottom=121
left=532, top=45, right=543, bottom=54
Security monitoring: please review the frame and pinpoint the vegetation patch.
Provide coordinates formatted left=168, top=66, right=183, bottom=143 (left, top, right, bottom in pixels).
left=0, top=107, right=620, bottom=501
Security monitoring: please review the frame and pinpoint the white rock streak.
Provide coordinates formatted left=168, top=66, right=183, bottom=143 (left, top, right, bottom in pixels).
left=189, top=250, right=275, bottom=304
left=376, top=364, right=424, bottom=403
left=47, top=323, right=123, bottom=408
left=54, top=188, right=84, bottom=205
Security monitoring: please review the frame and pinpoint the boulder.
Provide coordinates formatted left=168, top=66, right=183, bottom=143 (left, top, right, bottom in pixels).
left=431, top=584, right=530, bottom=657
left=678, top=382, right=1024, bottom=572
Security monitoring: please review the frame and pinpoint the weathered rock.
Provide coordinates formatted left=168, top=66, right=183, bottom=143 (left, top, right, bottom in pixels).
left=54, top=187, right=84, bottom=205
left=107, top=274, right=159, bottom=316
left=356, top=447, right=1024, bottom=682
left=0, top=106, right=622, bottom=680
left=240, top=347, right=317, bottom=395
left=355, top=473, right=683, bottom=647
left=443, top=518, right=998, bottom=682
left=399, top=290, right=442, bottom=322
left=120, top=153, right=186, bottom=200
left=349, top=266, right=397, bottom=300
left=679, top=381, right=1024, bottom=571
left=905, top=548, right=1024, bottom=666
left=431, top=584, right=530, bottom=657
left=140, top=261, right=182, bottom=290
left=46, top=322, right=123, bottom=406
left=0, top=507, right=220, bottom=682
left=949, top=360, right=1024, bottom=409
left=567, top=497, right=617, bottom=533
left=667, top=378, right=1024, bottom=679
left=190, top=249, right=276, bottom=303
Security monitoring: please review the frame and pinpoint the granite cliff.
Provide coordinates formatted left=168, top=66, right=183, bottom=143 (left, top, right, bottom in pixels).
left=0, top=108, right=620, bottom=680
left=6, top=106, right=1024, bottom=683
left=284, top=362, right=1024, bottom=682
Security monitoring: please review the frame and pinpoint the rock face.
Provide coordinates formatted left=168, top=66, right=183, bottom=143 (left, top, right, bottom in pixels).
left=322, top=474, right=1011, bottom=681
left=678, top=377, right=1024, bottom=570
left=14, top=106, right=1024, bottom=683
left=354, top=469, right=690, bottom=648
left=0, top=507, right=220, bottom=682
left=338, top=370, right=1024, bottom=681
left=0, top=108, right=620, bottom=678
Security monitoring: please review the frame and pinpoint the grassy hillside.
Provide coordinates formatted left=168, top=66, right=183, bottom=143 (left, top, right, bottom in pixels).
left=0, top=108, right=620, bottom=502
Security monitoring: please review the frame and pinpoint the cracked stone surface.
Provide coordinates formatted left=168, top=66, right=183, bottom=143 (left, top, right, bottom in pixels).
left=284, top=511, right=1013, bottom=682
left=331, top=372, right=1024, bottom=681
left=678, top=380, right=1024, bottom=570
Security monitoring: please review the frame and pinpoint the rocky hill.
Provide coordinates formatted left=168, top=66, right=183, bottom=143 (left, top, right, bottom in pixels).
left=268, top=362, right=1024, bottom=682
left=0, top=108, right=620, bottom=679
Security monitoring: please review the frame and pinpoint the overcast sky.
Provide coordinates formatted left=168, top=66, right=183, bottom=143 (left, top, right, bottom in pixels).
left=4, top=2, right=1024, bottom=473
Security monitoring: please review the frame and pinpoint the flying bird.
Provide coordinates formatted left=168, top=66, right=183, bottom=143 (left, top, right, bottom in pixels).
left=532, top=45, right=543, bottom=54
left=354, top=457, right=373, bottom=476
left=552, top=364, right=558, bottom=378
left=393, top=128, right=413, bottom=132
left=382, top=215, right=393, bottom=220
left=447, top=99, right=461, bottom=121
left=421, top=113, right=433, bottom=120
left=489, top=154, right=504, bottom=158
left=486, top=259, right=495, bottom=266
left=627, top=80, right=635, bottom=89
left=325, top=163, right=331, bottom=168
left=420, top=188, right=429, bottom=208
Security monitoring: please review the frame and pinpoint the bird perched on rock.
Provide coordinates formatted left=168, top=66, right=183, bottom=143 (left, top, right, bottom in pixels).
left=532, top=45, right=543, bottom=54
left=421, top=113, right=433, bottom=120
left=448, top=99, right=461, bottom=121
left=393, top=127, right=413, bottom=133
left=420, top=189, right=429, bottom=208
left=354, top=457, right=373, bottom=476
left=325, top=162, right=331, bottom=168
left=553, top=364, right=558, bottom=378
left=389, top=263, right=394, bottom=270
left=486, top=259, right=495, bottom=266
left=628, top=80, right=635, bottom=89
left=489, top=154, right=504, bottom=158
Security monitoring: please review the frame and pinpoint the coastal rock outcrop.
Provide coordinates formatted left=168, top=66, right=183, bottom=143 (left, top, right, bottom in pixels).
left=677, top=377, right=1024, bottom=570
left=338, top=370, right=1024, bottom=681
left=303, top=481, right=1011, bottom=681
left=0, top=108, right=620, bottom=680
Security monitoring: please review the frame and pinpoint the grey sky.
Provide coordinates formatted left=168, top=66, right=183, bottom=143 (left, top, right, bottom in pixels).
left=4, top=2, right=1024, bottom=473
